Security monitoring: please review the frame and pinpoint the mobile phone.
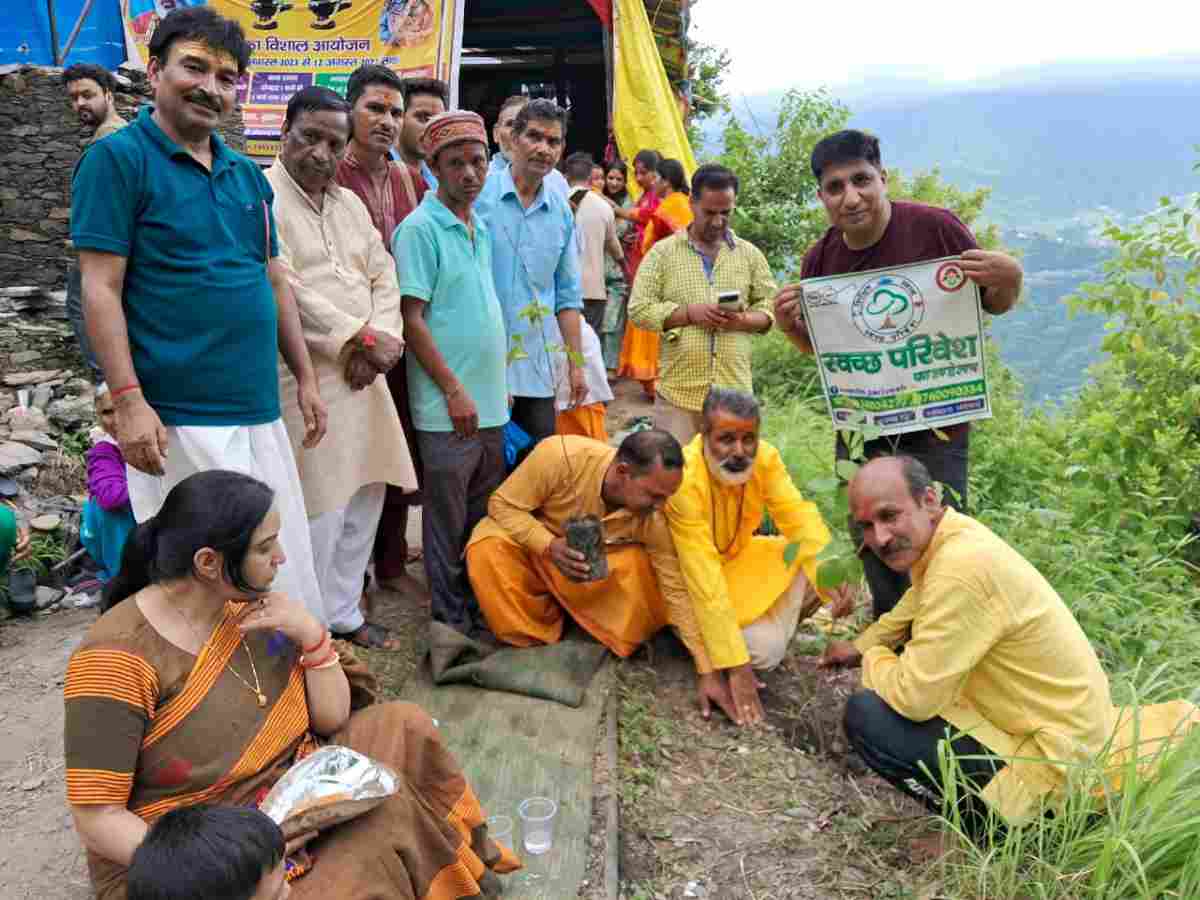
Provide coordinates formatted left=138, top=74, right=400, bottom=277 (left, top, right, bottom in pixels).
left=717, top=290, right=744, bottom=312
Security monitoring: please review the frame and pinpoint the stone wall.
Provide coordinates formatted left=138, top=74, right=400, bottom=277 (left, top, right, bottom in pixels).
left=0, top=64, right=247, bottom=293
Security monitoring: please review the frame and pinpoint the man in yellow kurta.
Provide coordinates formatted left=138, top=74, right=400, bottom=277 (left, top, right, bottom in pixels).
left=823, top=455, right=1198, bottom=842
left=268, top=87, right=417, bottom=649
left=468, top=430, right=744, bottom=717
left=665, top=387, right=855, bottom=727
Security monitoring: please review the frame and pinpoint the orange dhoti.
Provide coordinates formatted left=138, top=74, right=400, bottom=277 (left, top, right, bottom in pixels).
left=617, top=323, right=659, bottom=398
left=555, top=402, right=608, bottom=442
left=466, top=536, right=669, bottom=656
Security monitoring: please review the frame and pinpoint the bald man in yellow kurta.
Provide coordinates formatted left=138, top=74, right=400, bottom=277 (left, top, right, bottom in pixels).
left=665, top=388, right=854, bottom=727
left=824, top=455, right=1199, bottom=833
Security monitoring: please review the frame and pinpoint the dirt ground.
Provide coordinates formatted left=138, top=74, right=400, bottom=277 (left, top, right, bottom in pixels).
left=1, top=380, right=941, bottom=900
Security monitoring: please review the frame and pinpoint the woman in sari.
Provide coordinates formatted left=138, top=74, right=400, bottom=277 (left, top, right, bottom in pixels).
left=601, top=160, right=634, bottom=375
left=615, top=150, right=666, bottom=399
left=65, top=470, right=518, bottom=900
left=641, top=159, right=693, bottom=251
left=618, top=157, right=694, bottom=399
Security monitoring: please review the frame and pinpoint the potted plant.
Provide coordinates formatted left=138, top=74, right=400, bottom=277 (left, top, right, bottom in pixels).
left=5, top=531, right=61, bottom=616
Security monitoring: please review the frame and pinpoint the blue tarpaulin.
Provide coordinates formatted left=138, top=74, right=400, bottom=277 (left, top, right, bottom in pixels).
left=2, top=0, right=127, bottom=69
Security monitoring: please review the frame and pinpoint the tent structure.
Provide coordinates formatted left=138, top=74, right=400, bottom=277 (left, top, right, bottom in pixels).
left=2, top=0, right=126, bottom=69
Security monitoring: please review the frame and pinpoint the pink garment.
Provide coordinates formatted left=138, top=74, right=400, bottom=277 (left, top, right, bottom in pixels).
left=86, top=438, right=130, bottom=511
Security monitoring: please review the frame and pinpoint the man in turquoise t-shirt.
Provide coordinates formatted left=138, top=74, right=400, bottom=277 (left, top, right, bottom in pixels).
left=69, top=7, right=328, bottom=620
left=395, top=111, right=509, bottom=633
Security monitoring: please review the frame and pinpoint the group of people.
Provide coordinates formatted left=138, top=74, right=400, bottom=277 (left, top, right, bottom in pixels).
left=49, top=6, right=1197, bottom=899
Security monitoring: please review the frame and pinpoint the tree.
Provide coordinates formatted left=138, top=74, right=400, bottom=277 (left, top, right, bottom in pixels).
left=686, top=39, right=731, bottom=122
left=716, top=88, right=850, bottom=274
left=1062, top=187, right=1200, bottom=531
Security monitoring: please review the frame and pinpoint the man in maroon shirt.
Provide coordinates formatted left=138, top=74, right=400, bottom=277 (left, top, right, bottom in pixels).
left=334, top=64, right=432, bottom=595
left=774, top=129, right=1023, bottom=618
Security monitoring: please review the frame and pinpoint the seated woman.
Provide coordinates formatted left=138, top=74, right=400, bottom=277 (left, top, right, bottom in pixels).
left=64, top=469, right=518, bottom=900
left=80, top=387, right=136, bottom=583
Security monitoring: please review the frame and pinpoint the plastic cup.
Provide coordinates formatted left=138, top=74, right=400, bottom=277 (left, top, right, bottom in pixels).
left=518, top=797, right=557, bottom=855
left=487, top=814, right=513, bottom=845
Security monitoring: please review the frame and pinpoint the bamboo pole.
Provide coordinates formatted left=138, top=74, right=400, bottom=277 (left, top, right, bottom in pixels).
left=46, top=0, right=62, bottom=65
left=60, top=0, right=98, bottom=65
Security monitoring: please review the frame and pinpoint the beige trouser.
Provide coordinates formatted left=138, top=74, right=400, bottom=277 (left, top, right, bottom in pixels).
left=741, top=571, right=820, bottom=670
left=653, top=394, right=704, bottom=447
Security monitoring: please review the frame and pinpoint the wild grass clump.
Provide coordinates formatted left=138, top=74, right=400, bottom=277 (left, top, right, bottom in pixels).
left=933, top=686, right=1200, bottom=899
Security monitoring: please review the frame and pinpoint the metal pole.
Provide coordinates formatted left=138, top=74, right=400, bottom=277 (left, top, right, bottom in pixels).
left=46, top=0, right=62, bottom=65
left=59, top=0, right=97, bottom=66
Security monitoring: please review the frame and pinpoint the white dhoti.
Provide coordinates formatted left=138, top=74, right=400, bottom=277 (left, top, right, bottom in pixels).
left=307, top=482, right=386, bottom=634
left=740, top=572, right=815, bottom=671
left=125, top=420, right=324, bottom=623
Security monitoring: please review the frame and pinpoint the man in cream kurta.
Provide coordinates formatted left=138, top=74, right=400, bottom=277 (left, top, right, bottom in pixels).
left=823, top=455, right=1198, bottom=839
left=268, top=87, right=416, bottom=646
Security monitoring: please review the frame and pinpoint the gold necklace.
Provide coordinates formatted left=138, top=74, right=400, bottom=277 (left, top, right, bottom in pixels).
left=172, top=596, right=267, bottom=708
left=224, top=637, right=267, bottom=708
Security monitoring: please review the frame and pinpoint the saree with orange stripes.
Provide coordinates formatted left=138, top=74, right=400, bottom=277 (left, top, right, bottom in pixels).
left=618, top=191, right=695, bottom=397
left=64, top=597, right=519, bottom=900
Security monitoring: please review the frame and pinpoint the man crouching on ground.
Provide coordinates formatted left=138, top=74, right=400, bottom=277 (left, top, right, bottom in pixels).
left=665, top=387, right=856, bottom=727
left=822, top=455, right=1199, bottom=855
left=467, top=430, right=744, bottom=717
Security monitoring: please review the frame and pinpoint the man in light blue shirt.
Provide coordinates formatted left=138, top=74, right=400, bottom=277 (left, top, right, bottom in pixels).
left=395, top=110, right=509, bottom=632
left=487, top=94, right=570, bottom=200
left=476, top=98, right=586, bottom=442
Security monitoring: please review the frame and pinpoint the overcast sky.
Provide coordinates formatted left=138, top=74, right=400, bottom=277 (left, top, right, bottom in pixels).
left=689, top=0, right=1200, bottom=97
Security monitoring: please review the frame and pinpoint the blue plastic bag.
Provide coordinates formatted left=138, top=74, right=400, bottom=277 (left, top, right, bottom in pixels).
left=503, top=420, right=534, bottom=471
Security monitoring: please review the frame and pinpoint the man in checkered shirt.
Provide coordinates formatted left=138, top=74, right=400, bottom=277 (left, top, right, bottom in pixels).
left=627, top=164, right=777, bottom=446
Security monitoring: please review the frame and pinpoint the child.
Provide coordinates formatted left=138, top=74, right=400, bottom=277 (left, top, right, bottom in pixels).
left=80, top=386, right=136, bottom=582
left=554, top=321, right=614, bottom=443
left=127, top=805, right=288, bottom=900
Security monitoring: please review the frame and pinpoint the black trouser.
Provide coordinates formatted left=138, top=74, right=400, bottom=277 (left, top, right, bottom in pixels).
left=66, top=262, right=103, bottom=384
left=582, top=298, right=607, bottom=335
left=417, top=427, right=506, bottom=632
left=510, top=396, right=558, bottom=445
left=837, top=428, right=970, bottom=618
left=844, top=690, right=1001, bottom=842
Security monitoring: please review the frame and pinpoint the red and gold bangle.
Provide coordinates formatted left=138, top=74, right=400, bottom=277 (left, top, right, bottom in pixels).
left=300, top=645, right=337, bottom=669
left=307, top=652, right=341, bottom=672
left=111, top=382, right=141, bottom=399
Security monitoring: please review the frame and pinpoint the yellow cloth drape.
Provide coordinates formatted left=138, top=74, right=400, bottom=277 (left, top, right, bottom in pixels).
left=664, top=437, right=831, bottom=669
left=613, top=0, right=698, bottom=194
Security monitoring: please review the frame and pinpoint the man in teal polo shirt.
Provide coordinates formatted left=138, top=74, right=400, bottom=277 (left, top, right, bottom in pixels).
left=70, top=7, right=328, bottom=620
left=395, top=111, right=509, bottom=633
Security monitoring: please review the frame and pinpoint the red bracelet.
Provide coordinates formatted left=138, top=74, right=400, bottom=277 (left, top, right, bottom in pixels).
left=302, top=630, right=330, bottom=654
left=111, top=383, right=141, bottom=399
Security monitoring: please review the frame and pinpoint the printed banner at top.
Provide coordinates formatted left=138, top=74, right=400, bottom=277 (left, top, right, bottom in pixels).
left=122, top=0, right=460, bottom=160
left=800, top=256, right=992, bottom=436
